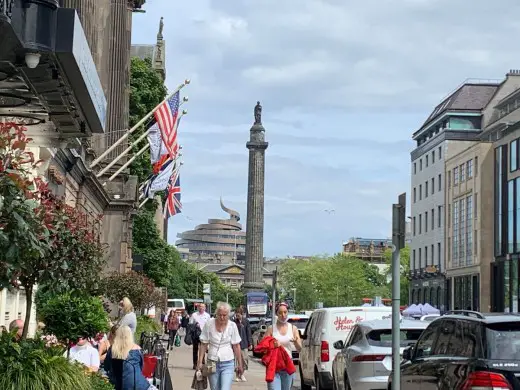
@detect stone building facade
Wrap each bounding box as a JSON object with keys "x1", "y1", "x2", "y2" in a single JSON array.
[{"x1": 445, "y1": 142, "x2": 494, "y2": 312}]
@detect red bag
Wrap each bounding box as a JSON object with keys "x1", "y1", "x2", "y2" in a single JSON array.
[{"x1": 142, "y1": 354, "x2": 158, "y2": 378}]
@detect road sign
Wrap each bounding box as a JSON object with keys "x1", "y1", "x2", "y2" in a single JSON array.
[{"x1": 203, "y1": 283, "x2": 211, "y2": 294}]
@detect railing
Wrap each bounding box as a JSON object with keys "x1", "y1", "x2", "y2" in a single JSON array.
[{"x1": 0, "y1": 0, "x2": 14, "y2": 20}]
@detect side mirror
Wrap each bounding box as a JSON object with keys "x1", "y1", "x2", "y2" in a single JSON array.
[
  {"x1": 333, "y1": 340, "x2": 344, "y2": 350},
  {"x1": 402, "y1": 346, "x2": 413, "y2": 361}
]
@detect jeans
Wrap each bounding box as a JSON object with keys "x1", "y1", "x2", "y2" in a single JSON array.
[
  {"x1": 267, "y1": 370, "x2": 294, "y2": 390},
  {"x1": 168, "y1": 329, "x2": 177, "y2": 348},
  {"x1": 208, "y1": 360, "x2": 235, "y2": 390}
]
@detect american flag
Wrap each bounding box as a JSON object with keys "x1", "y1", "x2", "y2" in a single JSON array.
[
  {"x1": 154, "y1": 91, "x2": 180, "y2": 159},
  {"x1": 164, "y1": 168, "x2": 181, "y2": 219}
]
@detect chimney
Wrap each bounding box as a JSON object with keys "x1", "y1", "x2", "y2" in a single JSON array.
[{"x1": 507, "y1": 69, "x2": 520, "y2": 76}]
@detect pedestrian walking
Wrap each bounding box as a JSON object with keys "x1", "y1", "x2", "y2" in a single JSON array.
[
  {"x1": 196, "y1": 302, "x2": 243, "y2": 390},
  {"x1": 262, "y1": 303, "x2": 302, "y2": 390},
  {"x1": 190, "y1": 303, "x2": 211, "y2": 369},
  {"x1": 167, "y1": 310, "x2": 180, "y2": 350},
  {"x1": 233, "y1": 308, "x2": 252, "y2": 382}
]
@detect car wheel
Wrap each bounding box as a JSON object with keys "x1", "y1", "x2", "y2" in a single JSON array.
[{"x1": 299, "y1": 365, "x2": 312, "y2": 390}]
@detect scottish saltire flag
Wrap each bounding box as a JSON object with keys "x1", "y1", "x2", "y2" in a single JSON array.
[
  {"x1": 164, "y1": 168, "x2": 181, "y2": 219},
  {"x1": 143, "y1": 158, "x2": 175, "y2": 199},
  {"x1": 154, "y1": 91, "x2": 180, "y2": 159}
]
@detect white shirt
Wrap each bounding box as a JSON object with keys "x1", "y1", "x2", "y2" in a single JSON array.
[
  {"x1": 273, "y1": 324, "x2": 295, "y2": 357},
  {"x1": 68, "y1": 344, "x2": 100, "y2": 369},
  {"x1": 191, "y1": 311, "x2": 211, "y2": 329},
  {"x1": 200, "y1": 318, "x2": 241, "y2": 362}
]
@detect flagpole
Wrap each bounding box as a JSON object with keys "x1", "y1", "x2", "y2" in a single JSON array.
[
  {"x1": 95, "y1": 103, "x2": 188, "y2": 178},
  {"x1": 89, "y1": 79, "x2": 190, "y2": 169},
  {"x1": 103, "y1": 144, "x2": 149, "y2": 185}
]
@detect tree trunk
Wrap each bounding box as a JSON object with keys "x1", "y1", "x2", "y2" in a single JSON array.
[{"x1": 21, "y1": 285, "x2": 33, "y2": 340}]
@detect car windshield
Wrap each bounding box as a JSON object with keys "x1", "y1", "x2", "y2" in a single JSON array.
[
  {"x1": 367, "y1": 329, "x2": 424, "y2": 347},
  {"x1": 486, "y1": 322, "x2": 520, "y2": 360},
  {"x1": 288, "y1": 318, "x2": 309, "y2": 329}
]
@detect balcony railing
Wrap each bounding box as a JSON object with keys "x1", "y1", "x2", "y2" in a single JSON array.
[{"x1": 0, "y1": 0, "x2": 14, "y2": 20}]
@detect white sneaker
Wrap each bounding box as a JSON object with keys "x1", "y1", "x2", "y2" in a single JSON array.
[
  {"x1": 235, "y1": 376, "x2": 242, "y2": 382},
  {"x1": 240, "y1": 375, "x2": 247, "y2": 382}
]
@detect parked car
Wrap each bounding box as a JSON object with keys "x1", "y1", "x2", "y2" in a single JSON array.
[
  {"x1": 390, "y1": 310, "x2": 520, "y2": 389},
  {"x1": 419, "y1": 314, "x2": 440, "y2": 322},
  {"x1": 299, "y1": 306, "x2": 395, "y2": 390},
  {"x1": 331, "y1": 319, "x2": 427, "y2": 390}
]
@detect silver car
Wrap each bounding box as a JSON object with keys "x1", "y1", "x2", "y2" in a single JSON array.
[{"x1": 331, "y1": 319, "x2": 428, "y2": 390}]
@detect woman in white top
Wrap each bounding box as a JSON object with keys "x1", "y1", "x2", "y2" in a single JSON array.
[
  {"x1": 197, "y1": 302, "x2": 243, "y2": 390},
  {"x1": 264, "y1": 303, "x2": 302, "y2": 390}
]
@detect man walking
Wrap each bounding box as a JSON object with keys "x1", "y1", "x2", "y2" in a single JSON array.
[{"x1": 190, "y1": 303, "x2": 210, "y2": 369}]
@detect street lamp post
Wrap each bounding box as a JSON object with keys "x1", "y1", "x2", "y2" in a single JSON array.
[{"x1": 292, "y1": 288, "x2": 297, "y2": 310}]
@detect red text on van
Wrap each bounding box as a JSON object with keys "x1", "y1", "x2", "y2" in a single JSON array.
[{"x1": 334, "y1": 315, "x2": 364, "y2": 331}]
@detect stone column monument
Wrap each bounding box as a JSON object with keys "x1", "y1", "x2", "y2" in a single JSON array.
[{"x1": 242, "y1": 102, "x2": 269, "y2": 292}]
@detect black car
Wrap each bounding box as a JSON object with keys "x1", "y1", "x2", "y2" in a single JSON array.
[{"x1": 389, "y1": 310, "x2": 520, "y2": 389}]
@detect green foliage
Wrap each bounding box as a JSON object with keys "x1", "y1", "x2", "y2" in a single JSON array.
[
  {"x1": 384, "y1": 245, "x2": 410, "y2": 301},
  {"x1": 89, "y1": 373, "x2": 114, "y2": 390},
  {"x1": 278, "y1": 255, "x2": 391, "y2": 310},
  {"x1": 129, "y1": 56, "x2": 167, "y2": 183},
  {"x1": 37, "y1": 292, "x2": 109, "y2": 344},
  {"x1": 101, "y1": 271, "x2": 164, "y2": 313},
  {"x1": 0, "y1": 331, "x2": 91, "y2": 390},
  {"x1": 136, "y1": 315, "x2": 162, "y2": 337}
]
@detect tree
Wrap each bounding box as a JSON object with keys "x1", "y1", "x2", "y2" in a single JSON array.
[
  {"x1": 102, "y1": 271, "x2": 163, "y2": 313},
  {"x1": 278, "y1": 255, "x2": 391, "y2": 310},
  {"x1": 0, "y1": 123, "x2": 106, "y2": 339},
  {"x1": 384, "y1": 245, "x2": 410, "y2": 302},
  {"x1": 129, "y1": 56, "x2": 167, "y2": 183},
  {"x1": 38, "y1": 292, "x2": 109, "y2": 352}
]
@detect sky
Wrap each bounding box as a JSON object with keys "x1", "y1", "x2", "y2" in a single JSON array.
[{"x1": 131, "y1": 0, "x2": 520, "y2": 257}]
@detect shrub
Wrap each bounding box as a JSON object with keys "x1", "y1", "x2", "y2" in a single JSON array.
[
  {"x1": 0, "y1": 331, "x2": 91, "y2": 390},
  {"x1": 38, "y1": 292, "x2": 109, "y2": 347},
  {"x1": 89, "y1": 372, "x2": 115, "y2": 390},
  {"x1": 136, "y1": 315, "x2": 162, "y2": 338}
]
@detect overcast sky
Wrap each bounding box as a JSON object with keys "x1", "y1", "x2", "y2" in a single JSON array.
[{"x1": 131, "y1": 0, "x2": 520, "y2": 257}]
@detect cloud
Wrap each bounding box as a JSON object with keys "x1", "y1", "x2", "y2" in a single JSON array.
[{"x1": 131, "y1": 0, "x2": 520, "y2": 256}]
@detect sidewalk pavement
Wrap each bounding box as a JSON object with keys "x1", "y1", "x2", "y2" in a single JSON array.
[{"x1": 167, "y1": 344, "x2": 301, "y2": 390}]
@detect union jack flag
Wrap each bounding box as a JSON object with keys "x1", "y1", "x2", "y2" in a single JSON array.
[
  {"x1": 154, "y1": 91, "x2": 180, "y2": 160},
  {"x1": 164, "y1": 168, "x2": 181, "y2": 219}
]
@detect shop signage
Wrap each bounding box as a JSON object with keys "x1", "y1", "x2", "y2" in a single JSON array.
[{"x1": 54, "y1": 9, "x2": 107, "y2": 134}]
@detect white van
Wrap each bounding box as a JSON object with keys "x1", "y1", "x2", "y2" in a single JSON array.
[{"x1": 299, "y1": 306, "x2": 394, "y2": 390}]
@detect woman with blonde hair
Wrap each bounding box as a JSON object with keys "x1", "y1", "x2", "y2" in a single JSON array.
[
  {"x1": 118, "y1": 297, "x2": 137, "y2": 335},
  {"x1": 104, "y1": 325, "x2": 157, "y2": 390}
]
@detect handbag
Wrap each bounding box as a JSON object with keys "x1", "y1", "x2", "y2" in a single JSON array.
[
  {"x1": 203, "y1": 325, "x2": 226, "y2": 375},
  {"x1": 174, "y1": 334, "x2": 181, "y2": 347}
]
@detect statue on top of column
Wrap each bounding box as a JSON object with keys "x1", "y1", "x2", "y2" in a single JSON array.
[
  {"x1": 158, "y1": 17, "x2": 164, "y2": 39},
  {"x1": 254, "y1": 101, "x2": 262, "y2": 125}
]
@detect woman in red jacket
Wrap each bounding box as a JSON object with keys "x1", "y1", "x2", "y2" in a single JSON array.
[{"x1": 263, "y1": 303, "x2": 302, "y2": 390}]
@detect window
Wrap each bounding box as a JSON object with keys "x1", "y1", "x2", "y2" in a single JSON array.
[
  {"x1": 419, "y1": 214, "x2": 422, "y2": 234},
  {"x1": 431, "y1": 178, "x2": 435, "y2": 195},
  {"x1": 420, "y1": 159, "x2": 423, "y2": 171},
  {"x1": 413, "y1": 217, "x2": 416, "y2": 236},
  {"x1": 474, "y1": 230, "x2": 478, "y2": 257},
  {"x1": 454, "y1": 167, "x2": 459, "y2": 185},
  {"x1": 431, "y1": 244, "x2": 434, "y2": 266},
  {"x1": 413, "y1": 187, "x2": 417, "y2": 203},
  {"x1": 425, "y1": 246, "x2": 428, "y2": 266},
  {"x1": 438, "y1": 206, "x2": 442, "y2": 227},
  {"x1": 438, "y1": 146, "x2": 442, "y2": 159},
  {"x1": 437, "y1": 242, "x2": 441, "y2": 266},
  {"x1": 511, "y1": 140, "x2": 518, "y2": 172},
  {"x1": 426, "y1": 155, "x2": 429, "y2": 167},
  {"x1": 460, "y1": 163, "x2": 465, "y2": 182},
  {"x1": 414, "y1": 162, "x2": 417, "y2": 174},
  {"x1": 475, "y1": 157, "x2": 478, "y2": 176},
  {"x1": 413, "y1": 249, "x2": 416, "y2": 269},
  {"x1": 414, "y1": 322, "x2": 438, "y2": 359},
  {"x1": 438, "y1": 174, "x2": 442, "y2": 191},
  {"x1": 495, "y1": 147, "x2": 504, "y2": 256},
  {"x1": 432, "y1": 150, "x2": 435, "y2": 163},
  {"x1": 467, "y1": 159, "x2": 473, "y2": 179},
  {"x1": 431, "y1": 208, "x2": 435, "y2": 230},
  {"x1": 425, "y1": 211, "x2": 428, "y2": 233},
  {"x1": 509, "y1": 180, "x2": 514, "y2": 254},
  {"x1": 419, "y1": 248, "x2": 422, "y2": 268},
  {"x1": 453, "y1": 201, "x2": 459, "y2": 266},
  {"x1": 419, "y1": 185, "x2": 422, "y2": 200},
  {"x1": 367, "y1": 329, "x2": 424, "y2": 348},
  {"x1": 425, "y1": 181, "x2": 429, "y2": 198},
  {"x1": 466, "y1": 195, "x2": 473, "y2": 265},
  {"x1": 474, "y1": 193, "x2": 478, "y2": 219},
  {"x1": 448, "y1": 204, "x2": 451, "y2": 228},
  {"x1": 448, "y1": 170, "x2": 451, "y2": 188}
]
